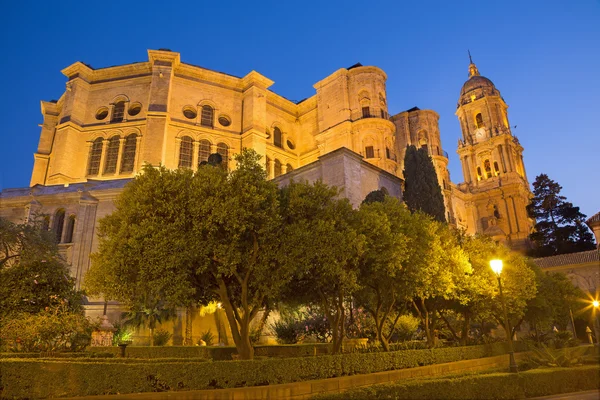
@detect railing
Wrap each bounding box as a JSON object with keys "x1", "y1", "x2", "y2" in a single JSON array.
[{"x1": 351, "y1": 107, "x2": 389, "y2": 122}]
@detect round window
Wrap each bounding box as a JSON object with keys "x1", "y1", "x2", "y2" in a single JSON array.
[
  {"x1": 287, "y1": 140, "x2": 296, "y2": 150},
  {"x1": 183, "y1": 107, "x2": 197, "y2": 119},
  {"x1": 128, "y1": 103, "x2": 142, "y2": 116},
  {"x1": 218, "y1": 115, "x2": 231, "y2": 127},
  {"x1": 95, "y1": 107, "x2": 109, "y2": 120}
]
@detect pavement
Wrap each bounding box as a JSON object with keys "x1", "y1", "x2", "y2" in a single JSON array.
[{"x1": 530, "y1": 390, "x2": 600, "y2": 400}]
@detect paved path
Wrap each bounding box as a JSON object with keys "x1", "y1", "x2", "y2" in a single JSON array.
[{"x1": 530, "y1": 390, "x2": 600, "y2": 400}]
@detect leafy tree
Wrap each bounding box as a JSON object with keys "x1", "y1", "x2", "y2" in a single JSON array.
[
  {"x1": 121, "y1": 296, "x2": 177, "y2": 346},
  {"x1": 402, "y1": 145, "x2": 446, "y2": 222},
  {"x1": 0, "y1": 217, "x2": 83, "y2": 319},
  {"x1": 362, "y1": 187, "x2": 389, "y2": 205},
  {"x1": 279, "y1": 180, "x2": 362, "y2": 354},
  {"x1": 354, "y1": 196, "x2": 411, "y2": 351},
  {"x1": 86, "y1": 149, "x2": 288, "y2": 359},
  {"x1": 527, "y1": 173, "x2": 596, "y2": 257}
]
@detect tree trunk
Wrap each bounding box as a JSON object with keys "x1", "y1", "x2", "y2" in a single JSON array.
[
  {"x1": 460, "y1": 311, "x2": 470, "y2": 346},
  {"x1": 184, "y1": 306, "x2": 193, "y2": 346},
  {"x1": 150, "y1": 327, "x2": 155, "y2": 346},
  {"x1": 217, "y1": 279, "x2": 255, "y2": 359}
]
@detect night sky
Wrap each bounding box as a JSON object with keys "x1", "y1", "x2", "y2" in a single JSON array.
[{"x1": 1, "y1": 1, "x2": 598, "y2": 218}]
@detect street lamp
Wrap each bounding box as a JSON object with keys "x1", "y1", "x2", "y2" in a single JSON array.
[{"x1": 490, "y1": 259, "x2": 519, "y2": 373}]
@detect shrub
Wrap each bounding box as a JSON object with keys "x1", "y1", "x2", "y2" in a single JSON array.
[
  {"x1": 0, "y1": 342, "x2": 527, "y2": 398},
  {"x1": 199, "y1": 329, "x2": 215, "y2": 346},
  {"x1": 152, "y1": 329, "x2": 172, "y2": 346},
  {"x1": 394, "y1": 315, "x2": 420, "y2": 342},
  {"x1": 270, "y1": 316, "x2": 305, "y2": 344}
]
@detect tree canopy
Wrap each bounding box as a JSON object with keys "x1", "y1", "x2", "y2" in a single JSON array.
[
  {"x1": 527, "y1": 173, "x2": 596, "y2": 257},
  {"x1": 402, "y1": 145, "x2": 446, "y2": 222}
]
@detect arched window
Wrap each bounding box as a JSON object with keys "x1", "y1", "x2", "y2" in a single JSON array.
[
  {"x1": 216, "y1": 143, "x2": 228, "y2": 170},
  {"x1": 111, "y1": 101, "x2": 126, "y2": 123},
  {"x1": 286, "y1": 163, "x2": 293, "y2": 173},
  {"x1": 475, "y1": 113, "x2": 484, "y2": 129},
  {"x1": 53, "y1": 209, "x2": 65, "y2": 243},
  {"x1": 274, "y1": 159, "x2": 282, "y2": 177},
  {"x1": 64, "y1": 215, "x2": 76, "y2": 243},
  {"x1": 87, "y1": 138, "x2": 103, "y2": 175},
  {"x1": 484, "y1": 159, "x2": 492, "y2": 178},
  {"x1": 493, "y1": 161, "x2": 500, "y2": 176},
  {"x1": 178, "y1": 136, "x2": 193, "y2": 169},
  {"x1": 201, "y1": 105, "x2": 214, "y2": 128},
  {"x1": 477, "y1": 167, "x2": 482, "y2": 181},
  {"x1": 198, "y1": 140, "x2": 211, "y2": 166},
  {"x1": 120, "y1": 134, "x2": 137, "y2": 173},
  {"x1": 273, "y1": 127, "x2": 283, "y2": 148},
  {"x1": 104, "y1": 136, "x2": 120, "y2": 174},
  {"x1": 386, "y1": 147, "x2": 391, "y2": 159}
]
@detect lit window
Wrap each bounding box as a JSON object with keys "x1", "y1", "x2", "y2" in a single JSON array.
[
  {"x1": 111, "y1": 101, "x2": 125, "y2": 123},
  {"x1": 274, "y1": 127, "x2": 283, "y2": 148},
  {"x1": 120, "y1": 134, "x2": 137, "y2": 173},
  {"x1": 104, "y1": 136, "x2": 120, "y2": 174},
  {"x1": 484, "y1": 159, "x2": 492, "y2": 179},
  {"x1": 199, "y1": 140, "x2": 211, "y2": 166},
  {"x1": 274, "y1": 159, "x2": 282, "y2": 177},
  {"x1": 217, "y1": 143, "x2": 228, "y2": 170},
  {"x1": 53, "y1": 209, "x2": 65, "y2": 243},
  {"x1": 201, "y1": 105, "x2": 214, "y2": 127},
  {"x1": 477, "y1": 167, "x2": 482, "y2": 181},
  {"x1": 494, "y1": 161, "x2": 500, "y2": 176},
  {"x1": 87, "y1": 138, "x2": 103, "y2": 176},
  {"x1": 178, "y1": 136, "x2": 193, "y2": 169},
  {"x1": 64, "y1": 215, "x2": 75, "y2": 243},
  {"x1": 365, "y1": 146, "x2": 374, "y2": 158}
]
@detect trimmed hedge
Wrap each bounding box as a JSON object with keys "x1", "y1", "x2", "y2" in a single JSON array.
[
  {"x1": 1, "y1": 342, "x2": 524, "y2": 398},
  {"x1": 312, "y1": 365, "x2": 600, "y2": 399}
]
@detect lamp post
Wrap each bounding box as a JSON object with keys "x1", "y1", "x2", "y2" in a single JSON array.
[{"x1": 490, "y1": 259, "x2": 518, "y2": 373}]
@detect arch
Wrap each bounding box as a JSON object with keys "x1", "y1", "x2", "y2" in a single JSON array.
[
  {"x1": 104, "y1": 135, "x2": 120, "y2": 174},
  {"x1": 111, "y1": 94, "x2": 130, "y2": 104},
  {"x1": 475, "y1": 112, "x2": 484, "y2": 129},
  {"x1": 274, "y1": 159, "x2": 282, "y2": 177},
  {"x1": 87, "y1": 137, "x2": 103, "y2": 175},
  {"x1": 286, "y1": 163, "x2": 293, "y2": 173},
  {"x1": 178, "y1": 136, "x2": 194, "y2": 169},
  {"x1": 198, "y1": 139, "x2": 211, "y2": 166},
  {"x1": 484, "y1": 159, "x2": 492, "y2": 179},
  {"x1": 53, "y1": 209, "x2": 66, "y2": 243},
  {"x1": 111, "y1": 101, "x2": 126, "y2": 123},
  {"x1": 120, "y1": 133, "x2": 138, "y2": 173},
  {"x1": 216, "y1": 142, "x2": 229, "y2": 170},
  {"x1": 273, "y1": 127, "x2": 283, "y2": 148},
  {"x1": 200, "y1": 105, "x2": 214, "y2": 128},
  {"x1": 64, "y1": 215, "x2": 76, "y2": 243}
]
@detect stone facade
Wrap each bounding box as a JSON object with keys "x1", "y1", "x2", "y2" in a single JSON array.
[{"x1": 1, "y1": 50, "x2": 535, "y2": 328}]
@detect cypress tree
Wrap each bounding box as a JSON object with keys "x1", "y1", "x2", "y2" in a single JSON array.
[
  {"x1": 527, "y1": 173, "x2": 596, "y2": 257},
  {"x1": 402, "y1": 145, "x2": 446, "y2": 222}
]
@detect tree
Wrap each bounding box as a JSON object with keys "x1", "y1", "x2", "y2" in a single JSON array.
[
  {"x1": 0, "y1": 217, "x2": 83, "y2": 319},
  {"x1": 121, "y1": 296, "x2": 177, "y2": 346},
  {"x1": 280, "y1": 180, "x2": 362, "y2": 354},
  {"x1": 527, "y1": 173, "x2": 596, "y2": 257},
  {"x1": 402, "y1": 145, "x2": 446, "y2": 222},
  {"x1": 85, "y1": 150, "x2": 289, "y2": 359},
  {"x1": 354, "y1": 196, "x2": 411, "y2": 351}
]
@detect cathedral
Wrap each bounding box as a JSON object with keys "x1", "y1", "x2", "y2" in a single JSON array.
[{"x1": 0, "y1": 49, "x2": 534, "y2": 299}]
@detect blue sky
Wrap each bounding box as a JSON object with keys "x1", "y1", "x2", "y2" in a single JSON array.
[{"x1": 1, "y1": 0, "x2": 598, "y2": 218}]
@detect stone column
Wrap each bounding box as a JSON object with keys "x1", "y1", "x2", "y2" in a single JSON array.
[
  {"x1": 192, "y1": 141, "x2": 199, "y2": 169},
  {"x1": 116, "y1": 138, "x2": 126, "y2": 176},
  {"x1": 99, "y1": 139, "x2": 109, "y2": 176}
]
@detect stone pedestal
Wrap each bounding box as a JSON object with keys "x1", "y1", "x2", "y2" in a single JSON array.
[{"x1": 90, "y1": 315, "x2": 115, "y2": 347}]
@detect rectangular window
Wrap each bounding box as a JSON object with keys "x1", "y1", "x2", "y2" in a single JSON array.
[
  {"x1": 362, "y1": 107, "x2": 371, "y2": 118},
  {"x1": 365, "y1": 146, "x2": 374, "y2": 159}
]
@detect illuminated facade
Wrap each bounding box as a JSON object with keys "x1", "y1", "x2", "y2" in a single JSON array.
[{"x1": 1, "y1": 50, "x2": 534, "y2": 293}]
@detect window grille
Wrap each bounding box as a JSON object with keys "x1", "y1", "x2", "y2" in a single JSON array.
[
  {"x1": 87, "y1": 138, "x2": 103, "y2": 175},
  {"x1": 365, "y1": 146, "x2": 374, "y2": 159},
  {"x1": 217, "y1": 143, "x2": 228, "y2": 170},
  {"x1": 201, "y1": 106, "x2": 214, "y2": 127},
  {"x1": 178, "y1": 136, "x2": 193, "y2": 169},
  {"x1": 199, "y1": 140, "x2": 211, "y2": 165},
  {"x1": 274, "y1": 127, "x2": 283, "y2": 148},
  {"x1": 104, "y1": 136, "x2": 120, "y2": 174},
  {"x1": 120, "y1": 134, "x2": 137, "y2": 173},
  {"x1": 111, "y1": 101, "x2": 125, "y2": 123}
]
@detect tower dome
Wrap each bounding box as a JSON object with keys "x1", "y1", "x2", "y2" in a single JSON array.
[{"x1": 458, "y1": 57, "x2": 500, "y2": 106}]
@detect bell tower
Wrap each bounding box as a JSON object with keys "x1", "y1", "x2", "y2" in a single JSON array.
[{"x1": 453, "y1": 56, "x2": 533, "y2": 250}]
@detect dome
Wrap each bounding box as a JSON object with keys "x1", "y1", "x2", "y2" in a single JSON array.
[{"x1": 460, "y1": 75, "x2": 496, "y2": 97}]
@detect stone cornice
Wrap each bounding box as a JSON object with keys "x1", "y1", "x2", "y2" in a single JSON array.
[{"x1": 241, "y1": 71, "x2": 274, "y2": 91}]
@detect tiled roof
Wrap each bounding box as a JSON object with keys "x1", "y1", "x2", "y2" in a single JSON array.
[
  {"x1": 587, "y1": 211, "x2": 600, "y2": 225},
  {"x1": 0, "y1": 179, "x2": 133, "y2": 198},
  {"x1": 534, "y1": 249, "x2": 600, "y2": 269}
]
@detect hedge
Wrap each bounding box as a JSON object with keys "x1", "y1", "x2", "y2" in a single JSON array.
[
  {"x1": 312, "y1": 365, "x2": 600, "y2": 399},
  {"x1": 0, "y1": 342, "x2": 525, "y2": 398}
]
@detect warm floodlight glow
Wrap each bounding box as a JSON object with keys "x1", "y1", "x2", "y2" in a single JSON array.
[
  {"x1": 594, "y1": 300, "x2": 599, "y2": 308},
  {"x1": 490, "y1": 259, "x2": 503, "y2": 275}
]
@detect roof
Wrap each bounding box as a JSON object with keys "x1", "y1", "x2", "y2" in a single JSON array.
[
  {"x1": 587, "y1": 211, "x2": 600, "y2": 225},
  {"x1": 534, "y1": 249, "x2": 600, "y2": 269},
  {"x1": 460, "y1": 75, "x2": 496, "y2": 97},
  {"x1": 0, "y1": 179, "x2": 133, "y2": 199}
]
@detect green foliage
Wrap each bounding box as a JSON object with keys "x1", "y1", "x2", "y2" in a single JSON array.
[
  {"x1": 313, "y1": 365, "x2": 600, "y2": 400},
  {"x1": 111, "y1": 322, "x2": 133, "y2": 346},
  {"x1": 394, "y1": 315, "x2": 420, "y2": 341},
  {"x1": 199, "y1": 329, "x2": 215, "y2": 346},
  {"x1": 0, "y1": 216, "x2": 59, "y2": 269},
  {"x1": 362, "y1": 187, "x2": 388, "y2": 205},
  {"x1": 152, "y1": 329, "x2": 172, "y2": 346},
  {"x1": 526, "y1": 344, "x2": 591, "y2": 367},
  {"x1": 271, "y1": 315, "x2": 305, "y2": 344},
  {"x1": 527, "y1": 173, "x2": 596, "y2": 257},
  {"x1": 0, "y1": 343, "x2": 525, "y2": 398},
  {"x1": 402, "y1": 145, "x2": 446, "y2": 222},
  {"x1": 0, "y1": 302, "x2": 97, "y2": 352}
]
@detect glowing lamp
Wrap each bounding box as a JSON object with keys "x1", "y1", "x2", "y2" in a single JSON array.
[
  {"x1": 490, "y1": 259, "x2": 503, "y2": 275},
  {"x1": 593, "y1": 300, "x2": 599, "y2": 309}
]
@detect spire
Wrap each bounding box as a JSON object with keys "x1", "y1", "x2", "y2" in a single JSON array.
[{"x1": 467, "y1": 51, "x2": 480, "y2": 78}]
